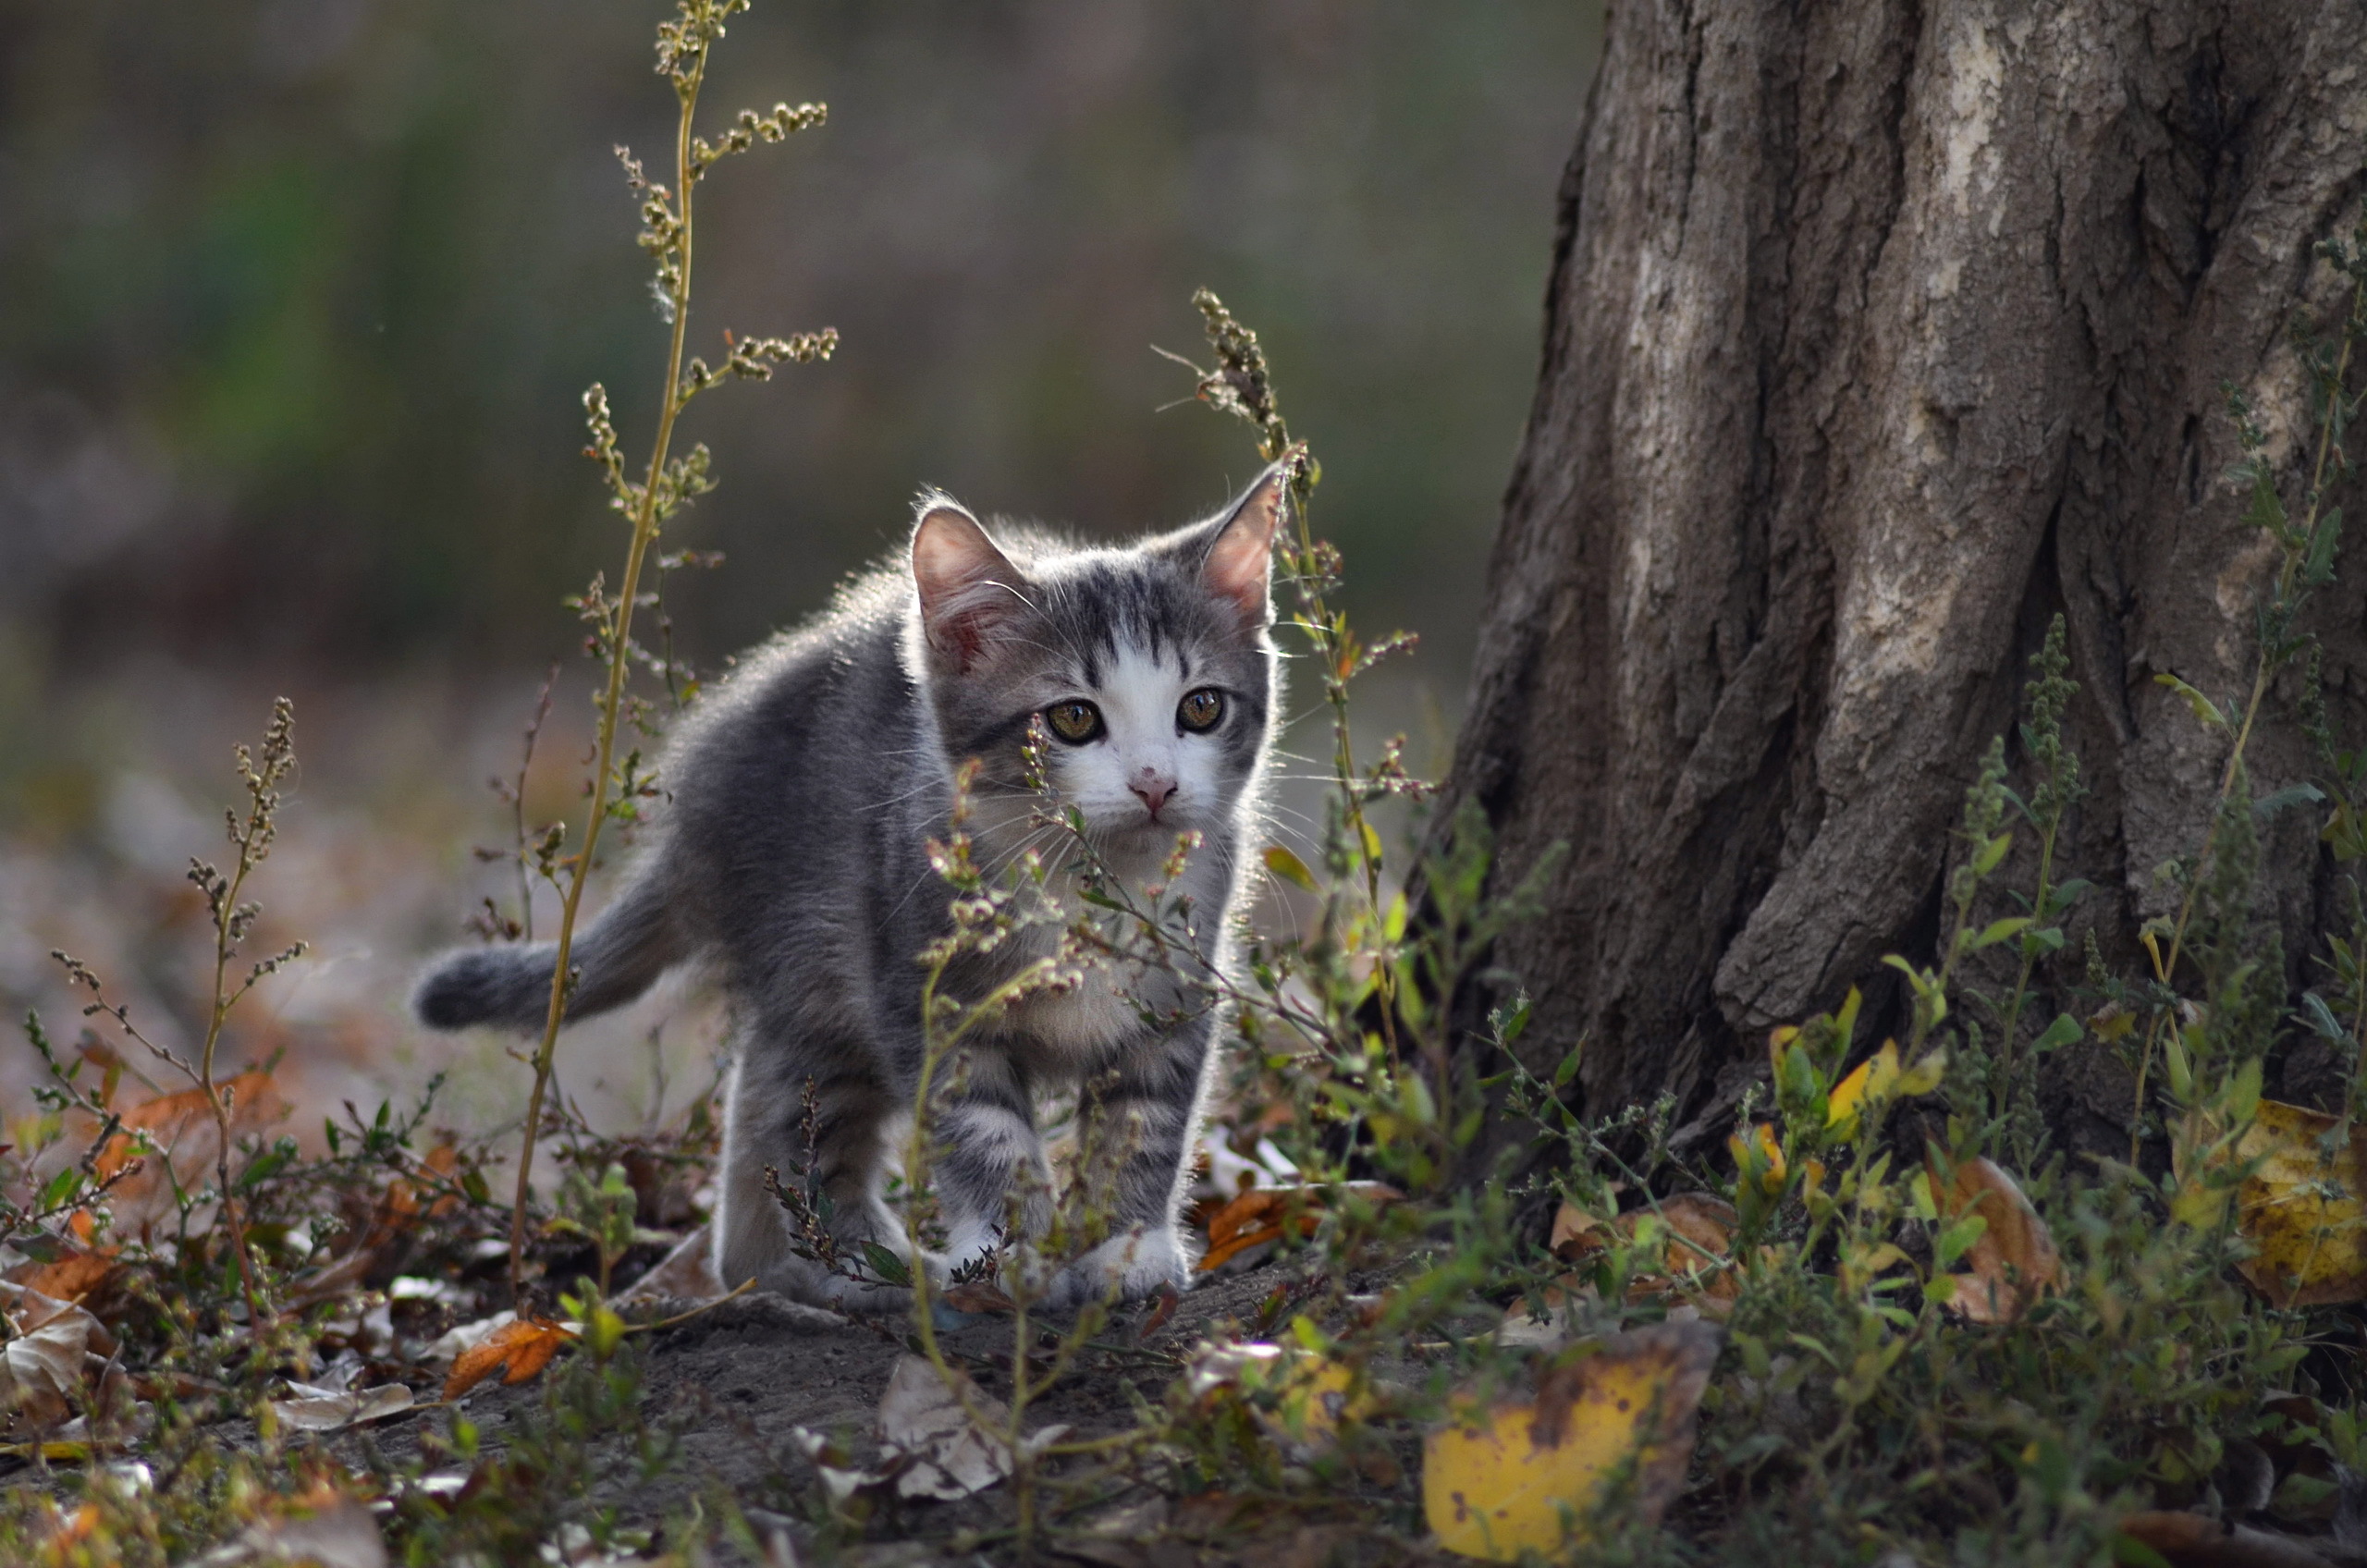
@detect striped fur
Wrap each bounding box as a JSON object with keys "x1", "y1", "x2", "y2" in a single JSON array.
[{"x1": 412, "y1": 468, "x2": 1284, "y2": 1312}]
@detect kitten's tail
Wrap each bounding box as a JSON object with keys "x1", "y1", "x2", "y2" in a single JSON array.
[{"x1": 411, "y1": 869, "x2": 682, "y2": 1033}]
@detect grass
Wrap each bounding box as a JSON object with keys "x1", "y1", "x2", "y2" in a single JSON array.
[{"x1": 6, "y1": 4, "x2": 2367, "y2": 1563}]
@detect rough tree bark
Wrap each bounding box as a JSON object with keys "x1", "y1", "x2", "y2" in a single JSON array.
[{"x1": 1441, "y1": 0, "x2": 2367, "y2": 1149}]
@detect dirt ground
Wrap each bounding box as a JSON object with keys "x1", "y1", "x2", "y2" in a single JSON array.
[{"x1": 347, "y1": 1262, "x2": 1450, "y2": 1566}]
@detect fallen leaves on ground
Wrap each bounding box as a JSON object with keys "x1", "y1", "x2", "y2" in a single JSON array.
[
  {"x1": 270, "y1": 1381, "x2": 416, "y2": 1433},
  {"x1": 442, "y1": 1317, "x2": 576, "y2": 1401},
  {"x1": 1931, "y1": 1153, "x2": 2061, "y2": 1324},
  {"x1": 1199, "y1": 1182, "x2": 1399, "y2": 1273},
  {"x1": 2230, "y1": 1100, "x2": 2367, "y2": 1307},
  {"x1": 1511, "y1": 1194, "x2": 1740, "y2": 1343},
  {"x1": 89, "y1": 1071, "x2": 289, "y2": 1239},
  {"x1": 1424, "y1": 1320, "x2": 1723, "y2": 1562},
  {"x1": 876, "y1": 1353, "x2": 1069, "y2": 1501}
]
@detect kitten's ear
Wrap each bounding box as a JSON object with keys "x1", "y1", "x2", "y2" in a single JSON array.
[
  {"x1": 912, "y1": 493, "x2": 1029, "y2": 670},
  {"x1": 1198, "y1": 465, "x2": 1288, "y2": 623}
]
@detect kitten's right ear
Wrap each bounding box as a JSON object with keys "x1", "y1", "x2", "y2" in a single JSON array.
[{"x1": 912, "y1": 494, "x2": 1029, "y2": 671}]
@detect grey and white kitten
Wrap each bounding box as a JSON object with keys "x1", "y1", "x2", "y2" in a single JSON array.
[{"x1": 412, "y1": 467, "x2": 1284, "y2": 1311}]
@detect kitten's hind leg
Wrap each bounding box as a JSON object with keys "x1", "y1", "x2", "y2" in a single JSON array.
[{"x1": 713, "y1": 1048, "x2": 913, "y2": 1314}]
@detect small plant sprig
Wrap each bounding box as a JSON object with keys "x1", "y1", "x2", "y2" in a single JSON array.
[
  {"x1": 509, "y1": 0, "x2": 836, "y2": 1305},
  {"x1": 2123, "y1": 221, "x2": 2367, "y2": 1169},
  {"x1": 1169, "y1": 290, "x2": 1426, "y2": 1070},
  {"x1": 49, "y1": 697, "x2": 303, "y2": 1328}
]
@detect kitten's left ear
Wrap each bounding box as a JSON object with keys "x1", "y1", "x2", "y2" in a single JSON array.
[
  {"x1": 913, "y1": 493, "x2": 1030, "y2": 670},
  {"x1": 1198, "y1": 464, "x2": 1289, "y2": 623}
]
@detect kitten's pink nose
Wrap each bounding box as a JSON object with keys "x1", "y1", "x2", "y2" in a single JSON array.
[{"x1": 1130, "y1": 770, "x2": 1176, "y2": 819}]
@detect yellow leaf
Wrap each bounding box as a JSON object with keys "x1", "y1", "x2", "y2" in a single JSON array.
[
  {"x1": 2230, "y1": 1099, "x2": 2367, "y2": 1306},
  {"x1": 1825, "y1": 1041, "x2": 1901, "y2": 1139},
  {"x1": 1727, "y1": 1123, "x2": 1785, "y2": 1194},
  {"x1": 1423, "y1": 1322, "x2": 1720, "y2": 1560},
  {"x1": 2087, "y1": 1002, "x2": 2137, "y2": 1043},
  {"x1": 1261, "y1": 843, "x2": 1321, "y2": 894},
  {"x1": 1185, "y1": 1342, "x2": 1374, "y2": 1450}
]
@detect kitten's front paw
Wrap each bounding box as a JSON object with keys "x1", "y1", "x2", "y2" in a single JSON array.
[{"x1": 1045, "y1": 1227, "x2": 1191, "y2": 1313}]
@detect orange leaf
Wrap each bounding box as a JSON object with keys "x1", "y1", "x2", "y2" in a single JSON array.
[
  {"x1": 1198, "y1": 1182, "x2": 1400, "y2": 1271},
  {"x1": 1200, "y1": 1222, "x2": 1290, "y2": 1272},
  {"x1": 443, "y1": 1317, "x2": 576, "y2": 1401},
  {"x1": 1930, "y1": 1153, "x2": 2060, "y2": 1324},
  {"x1": 95, "y1": 1071, "x2": 287, "y2": 1180},
  {"x1": 11, "y1": 1247, "x2": 119, "y2": 1308}
]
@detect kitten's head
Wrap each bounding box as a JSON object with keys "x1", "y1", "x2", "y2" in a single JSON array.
[{"x1": 906, "y1": 467, "x2": 1285, "y2": 862}]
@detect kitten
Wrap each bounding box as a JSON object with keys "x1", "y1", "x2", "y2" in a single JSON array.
[{"x1": 412, "y1": 467, "x2": 1285, "y2": 1311}]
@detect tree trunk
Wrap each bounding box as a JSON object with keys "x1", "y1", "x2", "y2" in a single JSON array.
[{"x1": 1440, "y1": 0, "x2": 2367, "y2": 1147}]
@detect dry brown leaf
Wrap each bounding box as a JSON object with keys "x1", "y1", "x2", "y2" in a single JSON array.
[
  {"x1": 442, "y1": 1317, "x2": 575, "y2": 1401},
  {"x1": 1931, "y1": 1154, "x2": 2060, "y2": 1324},
  {"x1": 2116, "y1": 1510, "x2": 2338, "y2": 1568},
  {"x1": 877, "y1": 1353, "x2": 1068, "y2": 1501},
  {"x1": 1, "y1": 1312, "x2": 89, "y2": 1432},
  {"x1": 1424, "y1": 1320, "x2": 1722, "y2": 1561},
  {"x1": 1534, "y1": 1194, "x2": 1741, "y2": 1323},
  {"x1": 2230, "y1": 1100, "x2": 2367, "y2": 1307},
  {"x1": 94, "y1": 1071, "x2": 288, "y2": 1181},
  {"x1": 0, "y1": 1286, "x2": 105, "y2": 1436},
  {"x1": 84, "y1": 1071, "x2": 290, "y2": 1241},
  {"x1": 269, "y1": 1382, "x2": 416, "y2": 1433},
  {"x1": 939, "y1": 1280, "x2": 1018, "y2": 1315}
]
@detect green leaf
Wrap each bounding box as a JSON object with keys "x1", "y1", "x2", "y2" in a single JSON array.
[
  {"x1": 2044, "y1": 878, "x2": 2094, "y2": 918},
  {"x1": 1972, "y1": 834, "x2": 2014, "y2": 876},
  {"x1": 2307, "y1": 506, "x2": 2345, "y2": 583},
  {"x1": 2229, "y1": 1054, "x2": 2263, "y2": 1123},
  {"x1": 39, "y1": 1167, "x2": 81, "y2": 1211},
  {"x1": 861, "y1": 1242, "x2": 913, "y2": 1288},
  {"x1": 237, "y1": 1136, "x2": 299, "y2": 1192},
  {"x1": 2254, "y1": 782, "x2": 2328, "y2": 819},
  {"x1": 2031, "y1": 1012, "x2": 2083, "y2": 1055},
  {"x1": 2154, "y1": 673, "x2": 2227, "y2": 729},
  {"x1": 1934, "y1": 1214, "x2": 1988, "y2": 1269},
  {"x1": 2165, "y1": 1034, "x2": 2194, "y2": 1103},
  {"x1": 2302, "y1": 991, "x2": 2349, "y2": 1041},
  {"x1": 1262, "y1": 844, "x2": 1320, "y2": 894},
  {"x1": 2018, "y1": 925, "x2": 2067, "y2": 958},
  {"x1": 2244, "y1": 466, "x2": 2288, "y2": 533},
  {"x1": 1968, "y1": 916, "x2": 2032, "y2": 951},
  {"x1": 10, "y1": 1230, "x2": 65, "y2": 1264}
]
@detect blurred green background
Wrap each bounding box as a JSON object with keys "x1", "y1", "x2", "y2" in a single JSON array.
[
  {"x1": 2, "y1": 0, "x2": 1597, "y2": 685},
  {"x1": 0, "y1": 1, "x2": 1599, "y2": 1128}
]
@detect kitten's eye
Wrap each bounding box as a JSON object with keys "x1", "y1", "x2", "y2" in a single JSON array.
[
  {"x1": 1045, "y1": 700, "x2": 1103, "y2": 743},
  {"x1": 1177, "y1": 688, "x2": 1224, "y2": 732}
]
